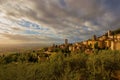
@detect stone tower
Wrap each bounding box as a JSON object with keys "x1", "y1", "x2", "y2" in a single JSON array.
[
  {"x1": 108, "y1": 30, "x2": 112, "y2": 37},
  {"x1": 92, "y1": 35, "x2": 97, "y2": 40},
  {"x1": 65, "y1": 39, "x2": 68, "y2": 45}
]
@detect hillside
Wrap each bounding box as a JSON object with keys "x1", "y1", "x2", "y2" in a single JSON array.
[
  {"x1": 0, "y1": 50, "x2": 120, "y2": 80},
  {"x1": 113, "y1": 28, "x2": 120, "y2": 34},
  {"x1": 0, "y1": 28, "x2": 120, "y2": 80}
]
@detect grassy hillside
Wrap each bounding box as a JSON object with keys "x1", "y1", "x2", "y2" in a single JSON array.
[{"x1": 0, "y1": 50, "x2": 120, "y2": 80}]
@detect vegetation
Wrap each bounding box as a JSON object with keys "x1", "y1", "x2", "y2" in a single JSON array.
[{"x1": 0, "y1": 50, "x2": 120, "y2": 80}]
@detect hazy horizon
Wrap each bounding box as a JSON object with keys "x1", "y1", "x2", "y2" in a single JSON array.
[
  {"x1": 0, "y1": 43, "x2": 51, "y2": 53},
  {"x1": 0, "y1": 43, "x2": 50, "y2": 48}
]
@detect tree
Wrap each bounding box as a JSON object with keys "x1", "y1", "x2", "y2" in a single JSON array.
[{"x1": 94, "y1": 42, "x2": 99, "y2": 49}]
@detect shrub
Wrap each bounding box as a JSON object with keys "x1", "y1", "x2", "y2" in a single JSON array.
[{"x1": 0, "y1": 50, "x2": 120, "y2": 80}]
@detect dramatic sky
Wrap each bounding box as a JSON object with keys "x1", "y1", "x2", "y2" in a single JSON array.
[{"x1": 0, "y1": 0, "x2": 120, "y2": 45}]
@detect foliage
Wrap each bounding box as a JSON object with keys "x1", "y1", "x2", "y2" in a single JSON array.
[{"x1": 0, "y1": 50, "x2": 120, "y2": 80}]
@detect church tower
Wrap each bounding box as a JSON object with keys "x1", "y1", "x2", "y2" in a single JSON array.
[
  {"x1": 108, "y1": 30, "x2": 112, "y2": 37},
  {"x1": 65, "y1": 39, "x2": 68, "y2": 45},
  {"x1": 92, "y1": 35, "x2": 97, "y2": 40}
]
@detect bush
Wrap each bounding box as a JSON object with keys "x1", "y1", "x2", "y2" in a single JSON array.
[{"x1": 0, "y1": 50, "x2": 120, "y2": 80}]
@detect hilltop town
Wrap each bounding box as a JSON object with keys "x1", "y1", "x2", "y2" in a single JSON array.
[
  {"x1": 0, "y1": 29, "x2": 120, "y2": 80},
  {"x1": 45, "y1": 29, "x2": 120, "y2": 54}
]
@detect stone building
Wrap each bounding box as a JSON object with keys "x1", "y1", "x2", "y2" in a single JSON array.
[
  {"x1": 47, "y1": 29, "x2": 120, "y2": 54},
  {"x1": 83, "y1": 30, "x2": 120, "y2": 50}
]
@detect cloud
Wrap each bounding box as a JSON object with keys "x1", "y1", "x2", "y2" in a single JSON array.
[
  {"x1": 1, "y1": 33, "x2": 62, "y2": 43},
  {"x1": 0, "y1": 0, "x2": 120, "y2": 44}
]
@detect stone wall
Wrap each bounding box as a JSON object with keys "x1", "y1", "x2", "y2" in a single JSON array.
[{"x1": 115, "y1": 42, "x2": 120, "y2": 50}]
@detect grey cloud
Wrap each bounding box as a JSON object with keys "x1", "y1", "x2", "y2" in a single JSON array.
[
  {"x1": 1, "y1": 33, "x2": 37, "y2": 42},
  {"x1": 29, "y1": 0, "x2": 113, "y2": 31},
  {"x1": 11, "y1": 27, "x2": 22, "y2": 31},
  {"x1": 1, "y1": 33, "x2": 62, "y2": 43},
  {"x1": 0, "y1": 0, "x2": 120, "y2": 42}
]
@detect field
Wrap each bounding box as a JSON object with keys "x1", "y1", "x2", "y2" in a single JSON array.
[{"x1": 0, "y1": 50, "x2": 120, "y2": 80}]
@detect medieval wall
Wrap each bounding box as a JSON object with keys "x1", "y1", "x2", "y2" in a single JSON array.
[{"x1": 115, "y1": 42, "x2": 120, "y2": 50}]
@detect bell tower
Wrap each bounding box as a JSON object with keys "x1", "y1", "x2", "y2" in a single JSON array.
[
  {"x1": 92, "y1": 35, "x2": 97, "y2": 40},
  {"x1": 65, "y1": 39, "x2": 68, "y2": 45},
  {"x1": 108, "y1": 30, "x2": 112, "y2": 37}
]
